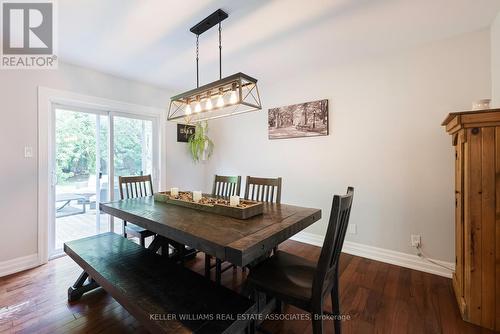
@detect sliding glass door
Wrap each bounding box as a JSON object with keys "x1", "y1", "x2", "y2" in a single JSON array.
[{"x1": 49, "y1": 107, "x2": 158, "y2": 258}]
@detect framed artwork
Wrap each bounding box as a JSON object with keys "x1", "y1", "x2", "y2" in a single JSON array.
[
  {"x1": 268, "y1": 99, "x2": 328, "y2": 140},
  {"x1": 177, "y1": 124, "x2": 195, "y2": 142}
]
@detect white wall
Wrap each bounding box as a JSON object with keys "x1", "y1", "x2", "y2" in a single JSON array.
[
  {"x1": 0, "y1": 62, "x2": 202, "y2": 263},
  {"x1": 492, "y1": 12, "x2": 500, "y2": 106},
  {"x1": 202, "y1": 29, "x2": 491, "y2": 262}
]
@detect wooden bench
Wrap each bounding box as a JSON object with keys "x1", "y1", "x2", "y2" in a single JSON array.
[{"x1": 64, "y1": 233, "x2": 256, "y2": 334}]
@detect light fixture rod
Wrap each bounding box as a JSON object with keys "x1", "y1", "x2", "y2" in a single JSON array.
[
  {"x1": 219, "y1": 22, "x2": 222, "y2": 80},
  {"x1": 196, "y1": 34, "x2": 199, "y2": 88}
]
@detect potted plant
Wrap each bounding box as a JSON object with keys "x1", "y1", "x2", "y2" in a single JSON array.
[{"x1": 188, "y1": 121, "x2": 214, "y2": 162}]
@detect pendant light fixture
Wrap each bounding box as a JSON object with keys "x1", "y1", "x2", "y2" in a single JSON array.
[{"x1": 168, "y1": 9, "x2": 262, "y2": 122}]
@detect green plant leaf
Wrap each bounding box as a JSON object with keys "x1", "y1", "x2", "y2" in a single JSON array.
[{"x1": 187, "y1": 121, "x2": 215, "y2": 163}]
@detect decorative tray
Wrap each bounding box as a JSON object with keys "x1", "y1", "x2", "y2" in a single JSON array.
[{"x1": 153, "y1": 191, "x2": 263, "y2": 220}]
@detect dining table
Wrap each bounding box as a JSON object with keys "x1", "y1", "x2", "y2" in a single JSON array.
[{"x1": 99, "y1": 196, "x2": 322, "y2": 269}]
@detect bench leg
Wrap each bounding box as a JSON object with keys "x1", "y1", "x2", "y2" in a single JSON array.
[{"x1": 67, "y1": 271, "x2": 99, "y2": 302}]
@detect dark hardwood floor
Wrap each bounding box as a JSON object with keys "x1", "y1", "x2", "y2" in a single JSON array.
[{"x1": 0, "y1": 239, "x2": 494, "y2": 334}]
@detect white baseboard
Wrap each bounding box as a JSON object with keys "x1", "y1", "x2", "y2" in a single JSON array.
[
  {"x1": 0, "y1": 254, "x2": 40, "y2": 278},
  {"x1": 290, "y1": 232, "x2": 454, "y2": 278}
]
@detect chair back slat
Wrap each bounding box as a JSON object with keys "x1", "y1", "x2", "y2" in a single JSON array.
[
  {"x1": 313, "y1": 187, "x2": 354, "y2": 298},
  {"x1": 244, "y1": 176, "x2": 282, "y2": 203},
  {"x1": 212, "y1": 175, "x2": 242, "y2": 197},
  {"x1": 119, "y1": 175, "x2": 154, "y2": 200}
]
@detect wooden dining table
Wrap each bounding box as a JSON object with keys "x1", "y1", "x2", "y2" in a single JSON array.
[{"x1": 99, "y1": 196, "x2": 321, "y2": 268}]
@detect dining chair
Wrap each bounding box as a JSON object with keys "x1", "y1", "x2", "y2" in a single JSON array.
[
  {"x1": 244, "y1": 176, "x2": 282, "y2": 203},
  {"x1": 118, "y1": 175, "x2": 156, "y2": 247},
  {"x1": 245, "y1": 176, "x2": 282, "y2": 254},
  {"x1": 212, "y1": 174, "x2": 241, "y2": 197},
  {"x1": 246, "y1": 187, "x2": 354, "y2": 334},
  {"x1": 205, "y1": 174, "x2": 242, "y2": 284}
]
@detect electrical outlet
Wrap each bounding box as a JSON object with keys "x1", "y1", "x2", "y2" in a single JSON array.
[
  {"x1": 411, "y1": 234, "x2": 421, "y2": 248},
  {"x1": 348, "y1": 223, "x2": 357, "y2": 234}
]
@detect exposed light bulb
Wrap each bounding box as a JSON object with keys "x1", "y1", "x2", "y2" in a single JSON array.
[
  {"x1": 205, "y1": 98, "x2": 213, "y2": 110},
  {"x1": 195, "y1": 101, "x2": 201, "y2": 113},
  {"x1": 229, "y1": 90, "x2": 237, "y2": 104},
  {"x1": 216, "y1": 94, "x2": 225, "y2": 107},
  {"x1": 185, "y1": 103, "x2": 192, "y2": 115}
]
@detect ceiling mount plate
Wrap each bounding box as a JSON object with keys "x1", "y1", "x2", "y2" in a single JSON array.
[{"x1": 190, "y1": 9, "x2": 228, "y2": 35}]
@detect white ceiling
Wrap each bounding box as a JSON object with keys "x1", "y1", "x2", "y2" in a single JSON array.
[{"x1": 59, "y1": 0, "x2": 500, "y2": 91}]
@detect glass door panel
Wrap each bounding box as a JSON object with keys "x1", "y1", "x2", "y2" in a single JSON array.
[
  {"x1": 112, "y1": 116, "x2": 153, "y2": 234},
  {"x1": 53, "y1": 109, "x2": 109, "y2": 255}
]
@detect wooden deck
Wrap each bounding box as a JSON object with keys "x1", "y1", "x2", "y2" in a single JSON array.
[
  {"x1": 55, "y1": 210, "x2": 118, "y2": 251},
  {"x1": 0, "y1": 240, "x2": 494, "y2": 334}
]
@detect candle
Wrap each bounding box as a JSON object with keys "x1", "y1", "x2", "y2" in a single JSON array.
[
  {"x1": 230, "y1": 195, "x2": 240, "y2": 207},
  {"x1": 170, "y1": 187, "x2": 179, "y2": 197},
  {"x1": 193, "y1": 191, "x2": 202, "y2": 203}
]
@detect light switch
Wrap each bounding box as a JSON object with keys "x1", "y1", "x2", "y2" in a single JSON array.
[{"x1": 24, "y1": 146, "x2": 33, "y2": 158}]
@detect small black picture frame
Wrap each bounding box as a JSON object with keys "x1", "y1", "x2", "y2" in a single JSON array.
[{"x1": 177, "y1": 124, "x2": 195, "y2": 142}]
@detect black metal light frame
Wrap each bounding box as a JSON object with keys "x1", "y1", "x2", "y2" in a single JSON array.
[{"x1": 167, "y1": 9, "x2": 262, "y2": 122}]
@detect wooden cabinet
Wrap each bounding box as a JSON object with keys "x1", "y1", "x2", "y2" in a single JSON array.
[{"x1": 442, "y1": 109, "x2": 500, "y2": 331}]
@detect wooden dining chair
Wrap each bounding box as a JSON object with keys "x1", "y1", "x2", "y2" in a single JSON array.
[
  {"x1": 245, "y1": 176, "x2": 283, "y2": 254},
  {"x1": 205, "y1": 175, "x2": 242, "y2": 284},
  {"x1": 246, "y1": 187, "x2": 354, "y2": 334},
  {"x1": 244, "y1": 176, "x2": 282, "y2": 203},
  {"x1": 212, "y1": 174, "x2": 242, "y2": 197},
  {"x1": 118, "y1": 175, "x2": 156, "y2": 247}
]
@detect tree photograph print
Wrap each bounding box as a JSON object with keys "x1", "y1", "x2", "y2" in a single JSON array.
[{"x1": 268, "y1": 99, "x2": 329, "y2": 139}]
